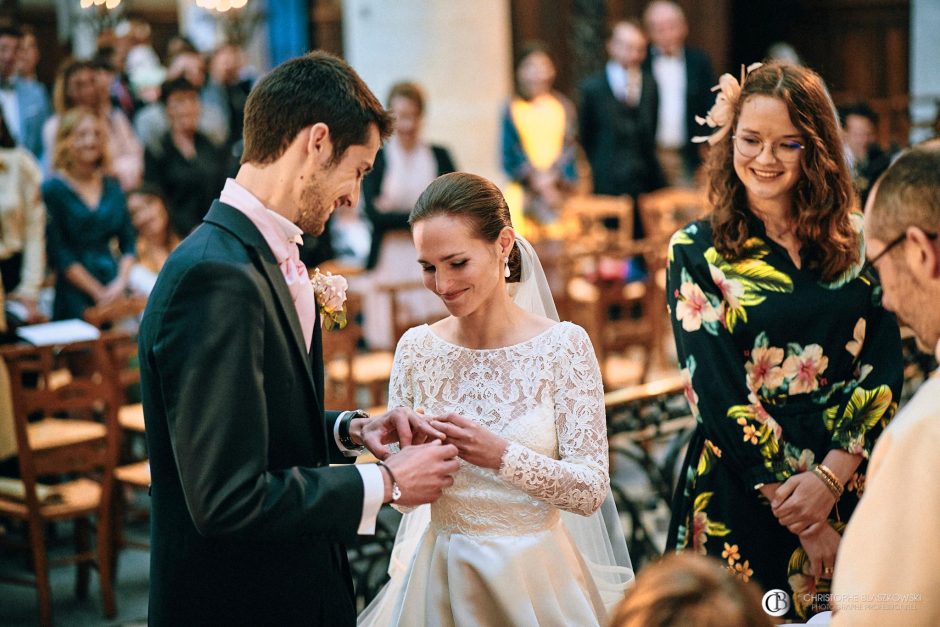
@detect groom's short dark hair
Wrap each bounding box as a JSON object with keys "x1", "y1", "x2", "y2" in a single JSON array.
[{"x1": 241, "y1": 51, "x2": 392, "y2": 166}]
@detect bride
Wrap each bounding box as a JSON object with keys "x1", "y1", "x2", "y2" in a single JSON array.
[{"x1": 359, "y1": 172, "x2": 633, "y2": 626}]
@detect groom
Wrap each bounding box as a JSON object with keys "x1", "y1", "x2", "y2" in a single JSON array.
[{"x1": 139, "y1": 52, "x2": 459, "y2": 626}]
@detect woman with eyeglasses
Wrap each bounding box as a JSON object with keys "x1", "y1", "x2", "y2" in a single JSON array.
[{"x1": 664, "y1": 62, "x2": 902, "y2": 621}]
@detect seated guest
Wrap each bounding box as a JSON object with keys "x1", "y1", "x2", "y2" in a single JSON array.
[
  {"x1": 609, "y1": 553, "x2": 772, "y2": 627},
  {"x1": 43, "y1": 107, "x2": 136, "y2": 320},
  {"x1": 0, "y1": 109, "x2": 46, "y2": 325},
  {"x1": 832, "y1": 147, "x2": 940, "y2": 627},
  {"x1": 144, "y1": 77, "x2": 226, "y2": 237},
  {"x1": 126, "y1": 184, "x2": 178, "y2": 297},
  {"x1": 42, "y1": 58, "x2": 144, "y2": 190}
]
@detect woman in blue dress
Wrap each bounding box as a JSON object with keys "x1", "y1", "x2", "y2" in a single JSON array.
[
  {"x1": 43, "y1": 106, "x2": 136, "y2": 320},
  {"x1": 665, "y1": 62, "x2": 903, "y2": 620}
]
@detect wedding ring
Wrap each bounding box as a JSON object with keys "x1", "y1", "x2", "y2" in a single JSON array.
[{"x1": 823, "y1": 566, "x2": 834, "y2": 575}]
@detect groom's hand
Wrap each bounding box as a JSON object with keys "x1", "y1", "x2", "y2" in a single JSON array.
[
  {"x1": 357, "y1": 407, "x2": 446, "y2": 460},
  {"x1": 383, "y1": 440, "x2": 460, "y2": 506}
]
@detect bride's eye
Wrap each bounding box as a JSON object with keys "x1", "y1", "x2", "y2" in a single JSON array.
[
  {"x1": 420, "y1": 264, "x2": 435, "y2": 274},
  {"x1": 451, "y1": 260, "x2": 467, "y2": 268}
]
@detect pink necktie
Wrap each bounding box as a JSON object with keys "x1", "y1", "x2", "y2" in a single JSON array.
[{"x1": 281, "y1": 241, "x2": 316, "y2": 352}]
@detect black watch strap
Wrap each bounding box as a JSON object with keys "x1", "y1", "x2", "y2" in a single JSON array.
[{"x1": 338, "y1": 409, "x2": 368, "y2": 451}]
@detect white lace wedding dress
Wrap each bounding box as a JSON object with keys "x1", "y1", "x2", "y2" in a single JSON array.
[{"x1": 358, "y1": 322, "x2": 629, "y2": 627}]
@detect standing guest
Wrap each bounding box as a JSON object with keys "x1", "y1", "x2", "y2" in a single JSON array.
[
  {"x1": 642, "y1": 1, "x2": 715, "y2": 187},
  {"x1": 0, "y1": 25, "x2": 51, "y2": 161},
  {"x1": 502, "y1": 42, "x2": 578, "y2": 237},
  {"x1": 14, "y1": 26, "x2": 42, "y2": 83},
  {"x1": 832, "y1": 147, "x2": 940, "y2": 627},
  {"x1": 0, "y1": 109, "x2": 45, "y2": 324},
  {"x1": 144, "y1": 77, "x2": 226, "y2": 237},
  {"x1": 665, "y1": 62, "x2": 902, "y2": 621},
  {"x1": 125, "y1": 184, "x2": 178, "y2": 297},
  {"x1": 138, "y1": 52, "x2": 460, "y2": 627},
  {"x1": 358, "y1": 81, "x2": 454, "y2": 349},
  {"x1": 580, "y1": 20, "x2": 665, "y2": 207},
  {"x1": 42, "y1": 58, "x2": 144, "y2": 191},
  {"x1": 43, "y1": 107, "x2": 136, "y2": 320},
  {"x1": 203, "y1": 42, "x2": 253, "y2": 152},
  {"x1": 839, "y1": 102, "x2": 893, "y2": 205},
  {"x1": 133, "y1": 49, "x2": 227, "y2": 153}
]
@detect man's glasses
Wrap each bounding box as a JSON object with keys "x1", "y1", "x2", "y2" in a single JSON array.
[
  {"x1": 733, "y1": 135, "x2": 805, "y2": 163},
  {"x1": 862, "y1": 231, "x2": 939, "y2": 275}
]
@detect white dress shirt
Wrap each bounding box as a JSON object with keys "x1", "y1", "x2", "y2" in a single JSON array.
[{"x1": 651, "y1": 49, "x2": 687, "y2": 148}]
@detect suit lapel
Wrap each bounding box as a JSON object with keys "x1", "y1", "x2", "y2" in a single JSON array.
[{"x1": 203, "y1": 202, "x2": 316, "y2": 386}]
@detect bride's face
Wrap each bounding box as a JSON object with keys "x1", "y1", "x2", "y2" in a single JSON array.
[{"x1": 413, "y1": 214, "x2": 505, "y2": 317}]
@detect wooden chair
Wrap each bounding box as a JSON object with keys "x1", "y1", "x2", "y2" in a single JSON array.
[
  {"x1": 375, "y1": 280, "x2": 445, "y2": 346},
  {"x1": 85, "y1": 298, "x2": 152, "y2": 556},
  {"x1": 323, "y1": 294, "x2": 394, "y2": 410},
  {"x1": 0, "y1": 338, "x2": 121, "y2": 625},
  {"x1": 560, "y1": 194, "x2": 635, "y2": 255}
]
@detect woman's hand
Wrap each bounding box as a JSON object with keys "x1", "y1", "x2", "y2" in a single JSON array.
[
  {"x1": 97, "y1": 278, "x2": 127, "y2": 305},
  {"x1": 799, "y1": 521, "x2": 841, "y2": 580},
  {"x1": 771, "y1": 471, "x2": 837, "y2": 534},
  {"x1": 429, "y1": 413, "x2": 508, "y2": 470}
]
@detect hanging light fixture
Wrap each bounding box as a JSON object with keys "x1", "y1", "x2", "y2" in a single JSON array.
[
  {"x1": 79, "y1": 0, "x2": 122, "y2": 8},
  {"x1": 195, "y1": 0, "x2": 249, "y2": 12}
]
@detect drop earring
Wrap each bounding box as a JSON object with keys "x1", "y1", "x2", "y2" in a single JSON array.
[{"x1": 504, "y1": 257, "x2": 511, "y2": 278}]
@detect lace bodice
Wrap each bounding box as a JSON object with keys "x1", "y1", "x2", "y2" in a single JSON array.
[{"x1": 389, "y1": 322, "x2": 609, "y2": 536}]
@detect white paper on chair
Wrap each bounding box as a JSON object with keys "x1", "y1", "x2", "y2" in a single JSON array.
[{"x1": 16, "y1": 319, "x2": 101, "y2": 346}]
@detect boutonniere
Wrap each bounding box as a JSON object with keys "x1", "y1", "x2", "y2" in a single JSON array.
[{"x1": 311, "y1": 268, "x2": 348, "y2": 331}]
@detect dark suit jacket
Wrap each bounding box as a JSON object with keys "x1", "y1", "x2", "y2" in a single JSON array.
[
  {"x1": 642, "y1": 46, "x2": 715, "y2": 172},
  {"x1": 361, "y1": 144, "x2": 455, "y2": 269},
  {"x1": 139, "y1": 201, "x2": 363, "y2": 626},
  {"x1": 579, "y1": 68, "x2": 665, "y2": 197}
]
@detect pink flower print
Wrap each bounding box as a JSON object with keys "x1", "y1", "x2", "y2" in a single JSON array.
[
  {"x1": 783, "y1": 344, "x2": 829, "y2": 395},
  {"x1": 709, "y1": 264, "x2": 745, "y2": 310},
  {"x1": 692, "y1": 511, "x2": 709, "y2": 554},
  {"x1": 676, "y1": 281, "x2": 719, "y2": 332},
  {"x1": 682, "y1": 368, "x2": 700, "y2": 417},
  {"x1": 745, "y1": 346, "x2": 785, "y2": 392}
]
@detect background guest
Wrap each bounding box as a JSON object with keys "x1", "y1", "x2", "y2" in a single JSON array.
[
  {"x1": 665, "y1": 62, "x2": 902, "y2": 620},
  {"x1": 43, "y1": 107, "x2": 136, "y2": 320},
  {"x1": 126, "y1": 183, "x2": 178, "y2": 297},
  {"x1": 580, "y1": 20, "x2": 664, "y2": 206},
  {"x1": 358, "y1": 80, "x2": 455, "y2": 349},
  {"x1": 0, "y1": 25, "x2": 51, "y2": 161},
  {"x1": 0, "y1": 109, "x2": 45, "y2": 325},
  {"x1": 203, "y1": 42, "x2": 253, "y2": 153},
  {"x1": 14, "y1": 25, "x2": 41, "y2": 83},
  {"x1": 144, "y1": 77, "x2": 226, "y2": 237},
  {"x1": 839, "y1": 101, "x2": 894, "y2": 204},
  {"x1": 43, "y1": 58, "x2": 144, "y2": 191},
  {"x1": 501, "y1": 42, "x2": 578, "y2": 238},
  {"x1": 609, "y1": 553, "x2": 773, "y2": 627},
  {"x1": 642, "y1": 0, "x2": 715, "y2": 187}
]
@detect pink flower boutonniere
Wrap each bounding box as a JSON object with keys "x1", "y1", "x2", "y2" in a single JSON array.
[{"x1": 311, "y1": 268, "x2": 348, "y2": 331}]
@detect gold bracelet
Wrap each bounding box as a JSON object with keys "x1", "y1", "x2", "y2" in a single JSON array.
[{"x1": 812, "y1": 465, "x2": 843, "y2": 499}]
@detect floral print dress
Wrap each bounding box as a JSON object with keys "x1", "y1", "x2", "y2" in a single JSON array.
[{"x1": 665, "y1": 215, "x2": 902, "y2": 620}]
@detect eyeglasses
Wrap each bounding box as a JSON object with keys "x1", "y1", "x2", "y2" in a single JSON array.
[
  {"x1": 862, "y1": 230, "x2": 939, "y2": 275},
  {"x1": 732, "y1": 135, "x2": 805, "y2": 163}
]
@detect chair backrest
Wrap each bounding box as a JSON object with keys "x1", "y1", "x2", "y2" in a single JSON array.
[
  {"x1": 83, "y1": 295, "x2": 148, "y2": 331},
  {"x1": 85, "y1": 296, "x2": 148, "y2": 404},
  {"x1": 637, "y1": 187, "x2": 706, "y2": 251},
  {"x1": 321, "y1": 293, "x2": 363, "y2": 409},
  {"x1": 375, "y1": 280, "x2": 445, "y2": 346},
  {"x1": 561, "y1": 194, "x2": 635, "y2": 255},
  {"x1": 0, "y1": 338, "x2": 121, "y2": 511}
]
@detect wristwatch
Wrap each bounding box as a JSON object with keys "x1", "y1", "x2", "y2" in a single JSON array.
[{"x1": 338, "y1": 409, "x2": 369, "y2": 451}]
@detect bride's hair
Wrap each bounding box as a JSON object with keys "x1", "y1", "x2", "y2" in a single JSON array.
[{"x1": 409, "y1": 172, "x2": 523, "y2": 283}]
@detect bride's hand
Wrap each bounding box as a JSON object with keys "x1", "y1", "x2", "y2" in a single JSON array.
[{"x1": 429, "y1": 413, "x2": 508, "y2": 470}]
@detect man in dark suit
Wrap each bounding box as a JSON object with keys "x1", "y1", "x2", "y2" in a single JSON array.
[
  {"x1": 0, "y1": 25, "x2": 50, "y2": 160},
  {"x1": 580, "y1": 20, "x2": 665, "y2": 242},
  {"x1": 139, "y1": 52, "x2": 460, "y2": 627},
  {"x1": 642, "y1": 0, "x2": 715, "y2": 187}
]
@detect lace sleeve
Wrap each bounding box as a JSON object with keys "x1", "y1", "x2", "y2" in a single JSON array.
[
  {"x1": 498, "y1": 324, "x2": 609, "y2": 516},
  {"x1": 387, "y1": 328, "x2": 416, "y2": 412}
]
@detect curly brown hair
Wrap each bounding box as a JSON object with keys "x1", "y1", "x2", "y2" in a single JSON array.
[{"x1": 705, "y1": 62, "x2": 857, "y2": 281}]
